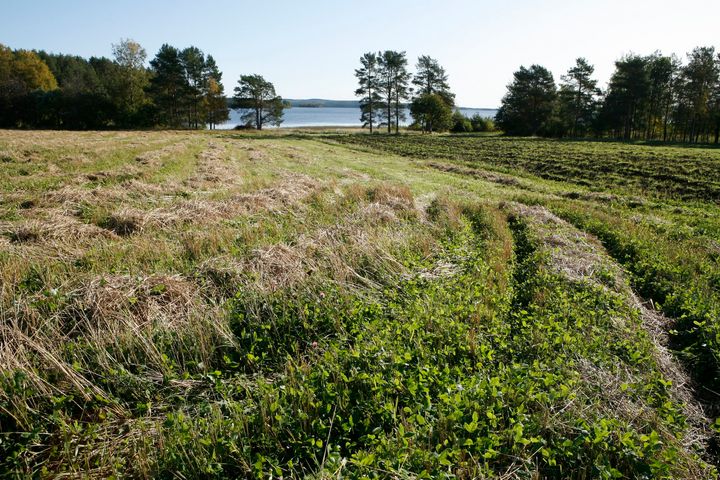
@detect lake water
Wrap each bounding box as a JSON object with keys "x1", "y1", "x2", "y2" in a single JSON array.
[{"x1": 216, "y1": 106, "x2": 497, "y2": 129}]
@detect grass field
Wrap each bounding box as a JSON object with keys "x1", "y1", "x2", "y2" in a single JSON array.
[{"x1": 1, "y1": 130, "x2": 720, "y2": 478}]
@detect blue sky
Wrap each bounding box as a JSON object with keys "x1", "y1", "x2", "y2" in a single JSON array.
[{"x1": 2, "y1": 0, "x2": 719, "y2": 107}]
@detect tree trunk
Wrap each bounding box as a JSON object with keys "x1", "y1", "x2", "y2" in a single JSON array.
[
  {"x1": 394, "y1": 91, "x2": 400, "y2": 134},
  {"x1": 573, "y1": 84, "x2": 581, "y2": 137},
  {"x1": 368, "y1": 86, "x2": 373, "y2": 133}
]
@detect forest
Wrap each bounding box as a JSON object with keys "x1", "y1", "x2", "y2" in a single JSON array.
[
  {"x1": 355, "y1": 48, "x2": 720, "y2": 143},
  {"x1": 2, "y1": 39, "x2": 720, "y2": 143},
  {"x1": 0, "y1": 40, "x2": 230, "y2": 130},
  {"x1": 495, "y1": 50, "x2": 720, "y2": 143}
]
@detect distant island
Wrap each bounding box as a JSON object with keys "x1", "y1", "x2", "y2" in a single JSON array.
[
  {"x1": 284, "y1": 98, "x2": 497, "y2": 110},
  {"x1": 285, "y1": 99, "x2": 360, "y2": 108}
]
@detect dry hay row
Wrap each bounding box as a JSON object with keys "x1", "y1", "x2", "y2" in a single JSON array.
[
  {"x1": 1, "y1": 172, "x2": 321, "y2": 252},
  {"x1": 199, "y1": 183, "x2": 422, "y2": 294},
  {"x1": 132, "y1": 139, "x2": 195, "y2": 167},
  {"x1": 0, "y1": 181, "x2": 423, "y2": 417},
  {"x1": 99, "y1": 172, "x2": 321, "y2": 236},
  {"x1": 181, "y1": 141, "x2": 245, "y2": 190},
  {"x1": 0, "y1": 271, "x2": 230, "y2": 413}
]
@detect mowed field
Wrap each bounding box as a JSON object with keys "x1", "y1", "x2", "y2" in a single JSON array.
[{"x1": 1, "y1": 130, "x2": 720, "y2": 478}]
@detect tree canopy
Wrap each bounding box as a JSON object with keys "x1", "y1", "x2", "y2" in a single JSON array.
[
  {"x1": 232, "y1": 74, "x2": 285, "y2": 129},
  {"x1": 413, "y1": 55, "x2": 455, "y2": 107},
  {"x1": 355, "y1": 52, "x2": 382, "y2": 133},
  {"x1": 496, "y1": 65, "x2": 557, "y2": 136},
  {"x1": 410, "y1": 93, "x2": 453, "y2": 133},
  {"x1": 0, "y1": 40, "x2": 230, "y2": 130},
  {"x1": 355, "y1": 53, "x2": 455, "y2": 133}
]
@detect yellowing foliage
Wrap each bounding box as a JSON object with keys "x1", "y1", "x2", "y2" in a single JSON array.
[
  {"x1": 12, "y1": 49, "x2": 57, "y2": 91},
  {"x1": 0, "y1": 44, "x2": 57, "y2": 93}
]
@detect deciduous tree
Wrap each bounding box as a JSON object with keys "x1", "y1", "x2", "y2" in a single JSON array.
[
  {"x1": 681, "y1": 47, "x2": 719, "y2": 143},
  {"x1": 112, "y1": 38, "x2": 149, "y2": 125},
  {"x1": 203, "y1": 55, "x2": 229, "y2": 129},
  {"x1": 11, "y1": 50, "x2": 57, "y2": 92},
  {"x1": 410, "y1": 93, "x2": 452, "y2": 133}
]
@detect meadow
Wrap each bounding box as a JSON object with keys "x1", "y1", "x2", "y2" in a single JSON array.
[{"x1": 1, "y1": 129, "x2": 720, "y2": 478}]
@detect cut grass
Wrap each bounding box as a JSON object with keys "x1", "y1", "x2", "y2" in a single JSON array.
[
  {"x1": 1, "y1": 129, "x2": 719, "y2": 478},
  {"x1": 328, "y1": 134, "x2": 720, "y2": 203}
]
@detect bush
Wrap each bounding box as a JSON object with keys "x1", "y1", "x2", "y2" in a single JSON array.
[
  {"x1": 470, "y1": 114, "x2": 496, "y2": 132},
  {"x1": 450, "y1": 111, "x2": 473, "y2": 133},
  {"x1": 409, "y1": 93, "x2": 453, "y2": 133}
]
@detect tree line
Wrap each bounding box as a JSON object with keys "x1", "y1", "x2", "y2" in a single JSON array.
[
  {"x1": 497, "y1": 46, "x2": 720, "y2": 143},
  {"x1": 355, "y1": 52, "x2": 463, "y2": 133},
  {"x1": 0, "y1": 40, "x2": 288, "y2": 130}
]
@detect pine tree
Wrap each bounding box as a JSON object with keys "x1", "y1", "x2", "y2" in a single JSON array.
[
  {"x1": 496, "y1": 65, "x2": 557, "y2": 136},
  {"x1": 354, "y1": 52, "x2": 382, "y2": 133},
  {"x1": 558, "y1": 58, "x2": 598, "y2": 137},
  {"x1": 232, "y1": 74, "x2": 284, "y2": 129},
  {"x1": 601, "y1": 56, "x2": 651, "y2": 139},
  {"x1": 149, "y1": 44, "x2": 186, "y2": 127},
  {"x1": 412, "y1": 55, "x2": 454, "y2": 107},
  {"x1": 180, "y1": 46, "x2": 206, "y2": 129},
  {"x1": 378, "y1": 50, "x2": 410, "y2": 133}
]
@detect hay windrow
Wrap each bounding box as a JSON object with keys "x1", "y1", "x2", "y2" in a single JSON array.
[
  {"x1": 1, "y1": 215, "x2": 117, "y2": 244},
  {"x1": 3, "y1": 130, "x2": 719, "y2": 477},
  {"x1": 133, "y1": 140, "x2": 193, "y2": 167},
  {"x1": 509, "y1": 202, "x2": 712, "y2": 454},
  {"x1": 182, "y1": 141, "x2": 241, "y2": 189},
  {"x1": 79, "y1": 274, "x2": 205, "y2": 332},
  {"x1": 96, "y1": 173, "x2": 322, "y2": 234}
]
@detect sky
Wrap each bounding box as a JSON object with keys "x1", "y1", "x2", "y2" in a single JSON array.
[{"x1": 2, "y1": 0, "x2": 719, "y2": 108}]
